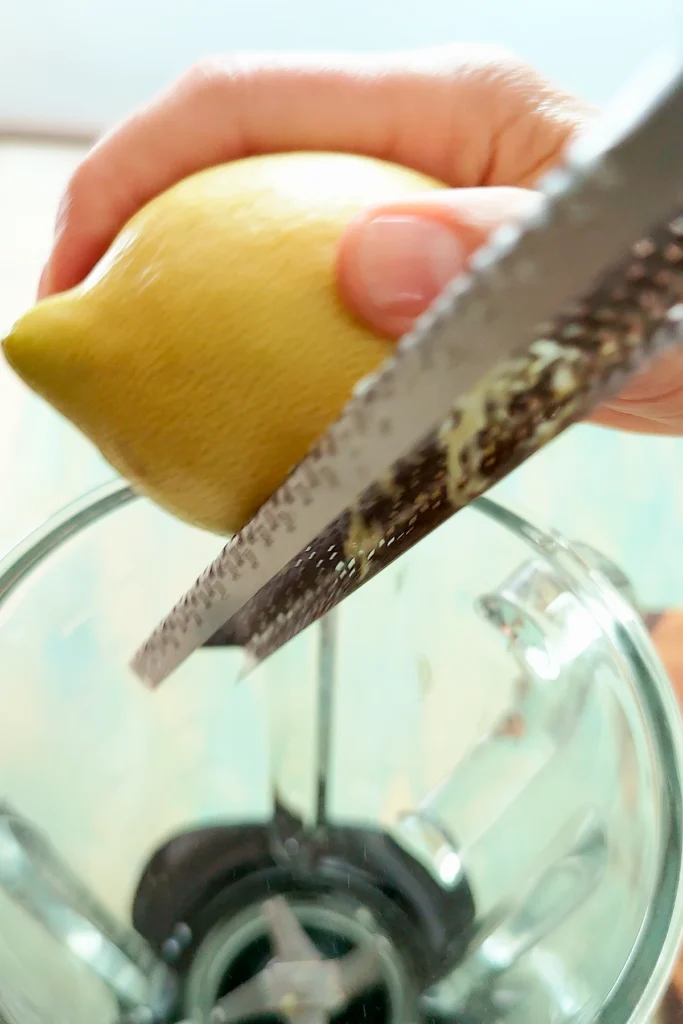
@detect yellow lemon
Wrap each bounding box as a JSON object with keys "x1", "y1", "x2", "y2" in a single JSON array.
[{"x1": 3, "y1": 152, "x2": 445, "y2": 533}]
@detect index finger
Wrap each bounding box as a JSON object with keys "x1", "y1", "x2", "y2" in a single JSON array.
[{"x1": 39, "y1": 46, "x2": 588, "y2": 298}]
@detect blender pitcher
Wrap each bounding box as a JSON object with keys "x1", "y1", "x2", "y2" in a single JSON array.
[{"x1": 0, "y1": 479, "x2": 681, "y2": 1024}]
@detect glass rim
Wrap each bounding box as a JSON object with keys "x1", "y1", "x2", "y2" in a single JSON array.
[{"x1": 0, "y1": 478, "x2": 682, "y2": 1023}]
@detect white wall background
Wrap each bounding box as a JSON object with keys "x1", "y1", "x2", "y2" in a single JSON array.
[{"x1": 1, "y1": 0, "x2": 682, "y2": 135}]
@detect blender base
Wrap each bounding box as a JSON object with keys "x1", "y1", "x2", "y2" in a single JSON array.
[
  {"x1": 131, "y1": 817, "x2": 476, "y2": 1023},
  {"x1": 184, "y1": 892, "x2": 411, "y2": 1024}
]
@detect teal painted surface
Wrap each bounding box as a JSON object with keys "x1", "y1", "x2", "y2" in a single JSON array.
[{"x1": 491, "y1": 424, "x2": 683, "y2": 611}]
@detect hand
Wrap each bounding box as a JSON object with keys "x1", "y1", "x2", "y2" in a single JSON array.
[{"x1": 38, "y1": 46, "x2": 683, "y2": 434}]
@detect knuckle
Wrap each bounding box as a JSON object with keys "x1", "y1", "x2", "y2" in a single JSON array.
[
  {"x1": 58, "y1": 158, "x2": 97, "y2": 224},
  {"x1": 178, "y1": 54, "x2": 253, "y2": 101},
  {"x1": 180, "y1": 56, "x2": 224, "y2": 90},
  {"x1": 431, "y1": 42, "x2": 530, "y2": 77},
  {"x1": 56, "y1": 141, "x2": 123, "y2": 235},
  {"x1": 466, "y1": 46, "x2": 542, "y2": 92}
]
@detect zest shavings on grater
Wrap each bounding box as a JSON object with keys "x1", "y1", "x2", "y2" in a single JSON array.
[{"x1": 206, "y1": 216, "x2": 683, "y2": 663}]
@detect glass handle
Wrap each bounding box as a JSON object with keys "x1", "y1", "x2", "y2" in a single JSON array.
[
  {"x1": 477, "y1": 556, "x2": 606, "y2": 685},
  {"x1": 568, "y1": 542, "x2": 639, "y2": 610},
  {"x1": 424, "y1": 811, "x2": 608, "y2": 1020},
  {"x1": 394, "y1": 556, "x2": 604, "y2": 897},
  {"x1": 470, "y1": 811, "x2": 608, "y2": 972}
]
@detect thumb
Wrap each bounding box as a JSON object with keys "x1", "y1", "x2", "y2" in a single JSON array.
[{"x1": 337, "y1": 186, "x2": 543, "y2": 338}]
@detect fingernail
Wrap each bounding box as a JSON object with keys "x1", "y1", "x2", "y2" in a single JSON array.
[{"x1": 354, "y1": 215, "x2": 464, "y2": 315}]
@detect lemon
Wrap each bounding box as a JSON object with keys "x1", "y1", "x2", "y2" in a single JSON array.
[{"x1": 3, "y1": 152, "x2": 445, "y2": 533}]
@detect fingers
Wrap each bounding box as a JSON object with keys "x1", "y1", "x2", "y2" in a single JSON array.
[
  {"x1": 591, "y1": 407, "x2": 683, "y2": 434},
  {"x1": 593, "y1": 347, "x2": 683, "y2": 434},
  {"x1": 39, "y1": 46, "x2": 590, "y2": 299},
  {"x1": 338, "y1": 185, "x2": 683, "y2": 434},
  {"x1": 337, "y1": 186, "x2": 543, "y2": 336}
]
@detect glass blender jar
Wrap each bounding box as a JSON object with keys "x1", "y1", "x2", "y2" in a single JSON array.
[{"x1": 0, "y1": 479, "x2": 681, "y2": 1024}]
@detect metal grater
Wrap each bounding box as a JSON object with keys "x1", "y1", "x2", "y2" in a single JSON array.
[{"x1": 131, "y1": 53, "x2": 683, "y2": 689}]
